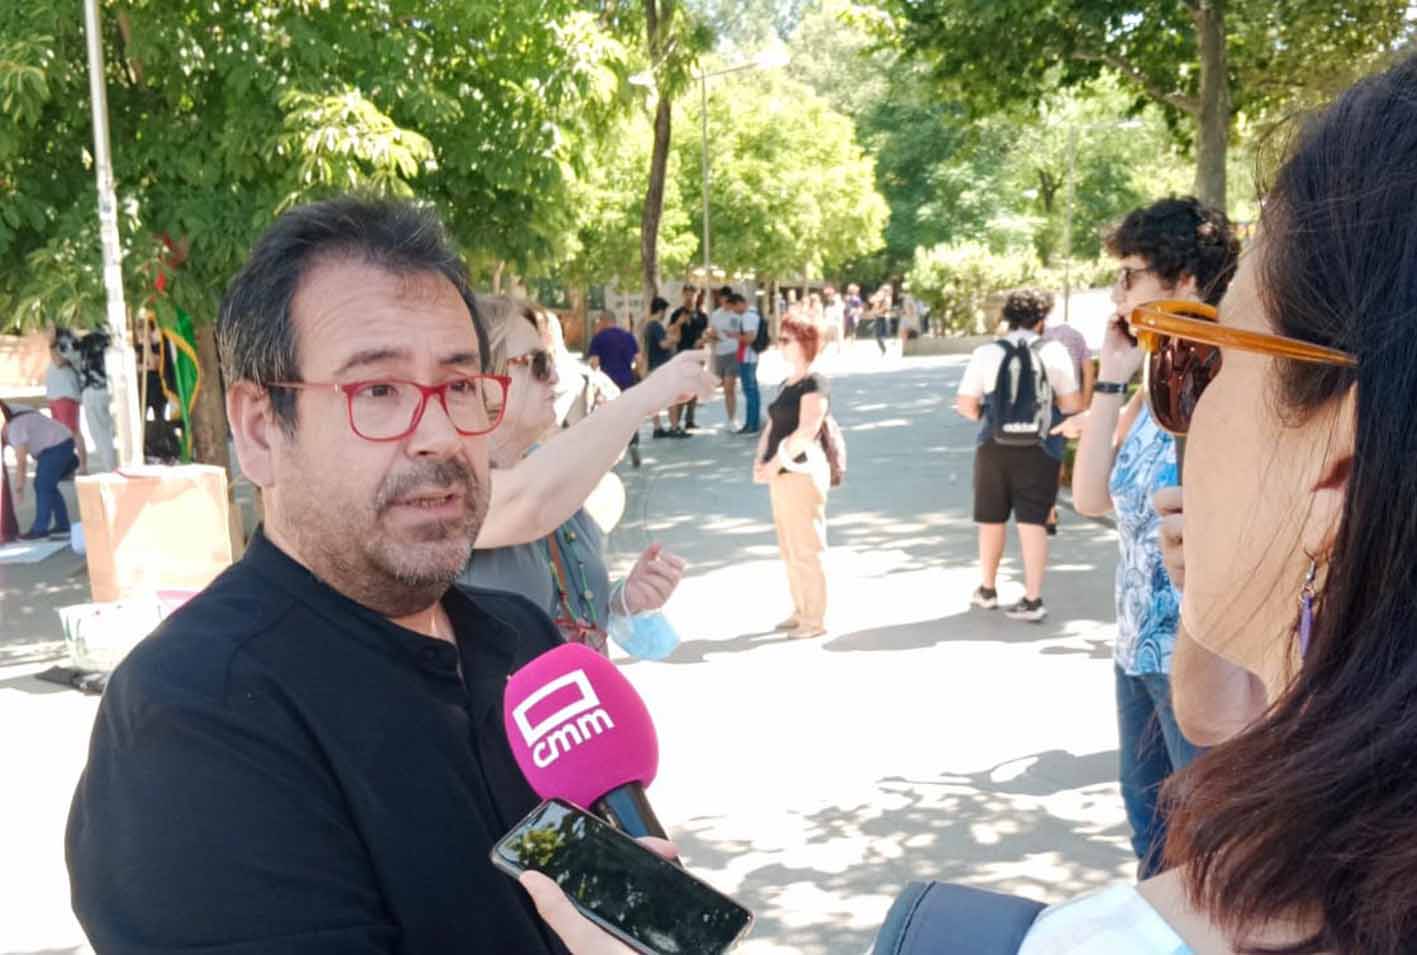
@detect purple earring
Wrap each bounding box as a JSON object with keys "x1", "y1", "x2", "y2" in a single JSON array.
[{"x1": 1298, "y1": 560, "x2": 1318, "y2": 657}]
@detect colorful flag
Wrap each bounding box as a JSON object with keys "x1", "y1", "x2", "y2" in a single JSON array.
[{"x1": 153, "y1": 302, "x2": 201, "y2": 463}]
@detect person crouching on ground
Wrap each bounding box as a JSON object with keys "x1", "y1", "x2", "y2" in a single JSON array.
[{"x1": 753, "y1": 306, "x2": 832, "y2": 639}]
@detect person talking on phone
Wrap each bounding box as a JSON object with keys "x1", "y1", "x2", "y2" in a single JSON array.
[{"x1": 1051, "y1": 197, "x2": 1240, "y2": 879}]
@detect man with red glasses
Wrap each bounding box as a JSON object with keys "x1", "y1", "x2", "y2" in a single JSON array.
[{"x1": 67, "y1": 197, "x2": 574, "y2": 954}]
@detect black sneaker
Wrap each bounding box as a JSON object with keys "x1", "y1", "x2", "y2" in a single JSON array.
[
  {"x1": 653, "y1": 428, "x2": 671, "y2": 439},
  {"x1": 1004, "y1": 597, "x2": 1047, "y2": 622},
  {"x1": 670, "y1": 428, "x2": 691, "y2": 439},
  {"x1": 970, "y1": 586, "x2": 999, "y2": 610}
]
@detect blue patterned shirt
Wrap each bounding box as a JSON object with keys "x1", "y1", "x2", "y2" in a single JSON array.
[{"x1": 1109, "y1": 403, "x2": 1180, "y2": 675}]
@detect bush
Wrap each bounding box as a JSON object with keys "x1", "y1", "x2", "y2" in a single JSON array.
[{"x1": 906, "y1": 243, "x2": 1038, "y2": 335}]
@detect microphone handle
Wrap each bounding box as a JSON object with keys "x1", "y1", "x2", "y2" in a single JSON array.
[{"x1": 592, "y1": 783, "x2": 668, "y2": 840}]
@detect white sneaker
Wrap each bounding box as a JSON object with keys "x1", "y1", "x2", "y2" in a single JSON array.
[
  {"x1": 1004, "y1": 597, "x2": 1047, "y2": 622},
  {"x1": 970, "y1": 586, "x2": 999, "y2": 610}
]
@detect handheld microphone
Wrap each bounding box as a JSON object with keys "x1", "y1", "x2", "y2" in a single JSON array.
[{"x1": 503, "y1": 643, "x2": 667, "y2": 840}]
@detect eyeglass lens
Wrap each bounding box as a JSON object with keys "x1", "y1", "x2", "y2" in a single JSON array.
[
  {"x1": 349, "y1": 378, "x2": 506, "y2": 439},
  {"x1": 1146, "y1": 337, "x2": 1221, "y2": 435}
]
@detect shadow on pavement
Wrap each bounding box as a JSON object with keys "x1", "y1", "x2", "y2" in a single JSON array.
[{"x1": 672, "y1": 752, "x2": 1132, "y2": 955}]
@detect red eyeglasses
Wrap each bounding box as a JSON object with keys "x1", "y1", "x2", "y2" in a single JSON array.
[
  {"x1": 1128, "y1": 300, "x2": 1357, "y2": 435},
  {"x1": 270, "y1": 375, "x2": 511, "y2": 442}
]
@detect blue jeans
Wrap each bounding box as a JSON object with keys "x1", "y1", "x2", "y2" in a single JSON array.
[
  {"x1": 30, "y1": 439, "x2": 78, "y2": 535},
  {"x1": 740, "y1": 361, "x2": 761, "y2": 432},
  {"x1": 1115, "y1": 665, "x2": 1200, "y2": 879}
]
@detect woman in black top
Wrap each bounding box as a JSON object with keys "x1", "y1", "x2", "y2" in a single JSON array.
[{"x1": 753, "y1": 306, "x2": 831, "y2": 638}]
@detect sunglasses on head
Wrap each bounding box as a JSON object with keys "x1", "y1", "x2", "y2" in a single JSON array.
[
  {"x1": 1128, "y1": 300, "x2": 1357, "y2": 435},
  {"x1": 506, "y1": 348, "x2": 554, "y2": 383}
]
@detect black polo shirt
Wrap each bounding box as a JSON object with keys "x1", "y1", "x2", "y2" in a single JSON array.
[{"x1": 66, "y1": 527, "x2": 569, "y2": 955}]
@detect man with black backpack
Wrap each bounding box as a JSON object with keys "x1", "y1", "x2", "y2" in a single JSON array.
[
  {"x1": 732, "y1": 292, "x2": 769, "y2": 434},
  {"x1": 955, "y1": 289, "x2": 1083, "y2": 621}
]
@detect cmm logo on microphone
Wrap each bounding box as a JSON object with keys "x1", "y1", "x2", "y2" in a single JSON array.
[{"x1": 512, "y1": 670, "x2": 617, "y2": 769}]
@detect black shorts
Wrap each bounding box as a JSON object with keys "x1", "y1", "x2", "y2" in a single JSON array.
[{"x1": 972, "y1": 440, "x2": 1061, "y2": 526}]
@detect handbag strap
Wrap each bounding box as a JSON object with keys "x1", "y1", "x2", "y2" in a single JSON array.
[
  {"x1": 873, "y1": 881, "x2": 1045, "y2": 955},
  {"x1": 544, "y1": 529, "x2": 579, "y2": 623}
]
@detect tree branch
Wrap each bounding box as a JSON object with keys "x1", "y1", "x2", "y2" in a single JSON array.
[{"x1": 1069, "y1": 50, "x2": 1200, "y2": 116}]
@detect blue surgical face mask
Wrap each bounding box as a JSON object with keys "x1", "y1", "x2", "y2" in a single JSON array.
[{"x1": 608, "y1": 611, "x2": 681, "y2": 662}]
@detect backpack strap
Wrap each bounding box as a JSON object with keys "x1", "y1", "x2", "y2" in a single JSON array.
[{"x1": 872, "y1": 881, "x2": 1046, "y2": 955}]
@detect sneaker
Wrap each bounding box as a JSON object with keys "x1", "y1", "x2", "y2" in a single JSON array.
[
  {"x1": 1004, "y1": 597, "x2": 1047, "y2": 622},
  {"x1": 49, "y1": 527, "x2": 72, "y2": 540},
  {"x1": 18, "y1": 530, "x2": 48, "y2": 541},
  {"x1": 652, "y1": 428, "x2": 671, "y2": 439},
  {"x1": 670, "y1": 428, "x2": 691, "y2": 439},
  {"x1": 970, "y1": 586, "x2": 999, "y2": 610},
  {"x1": 735, "y1": 426, "x2": 759, "y2": 435}
]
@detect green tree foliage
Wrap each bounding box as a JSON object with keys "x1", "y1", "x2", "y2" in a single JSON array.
[
  {"x1": 862, "y1": 0, "x2": 1414, "y2": 208},
  {"x1": 556, "y1": 111, "x2": 698, "y2": 290},
  {"x1": 675, "y1": 66, "x2": 887, "y2": 282},
  {"x1": 0, "y1": 1, "x2": 633, "y2": 335}
]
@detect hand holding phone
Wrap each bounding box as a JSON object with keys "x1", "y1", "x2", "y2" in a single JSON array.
[{"x1": 493, "y1": 799, "x2": 753, "y2": 955}]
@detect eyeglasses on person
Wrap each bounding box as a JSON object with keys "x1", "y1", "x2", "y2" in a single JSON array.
[
  {"x1": 1128, "y1": 300, "x2": 1357, "y2": 435},
  {"x1": 1117, "y1": 265, "x2": 1158, "y2": 291},
  {"x1": 506, "y1": 349, "x2": 555, "y2": 384},
  {"x1": 269, "y1": 375, "x2": 511, "y2": 442}
]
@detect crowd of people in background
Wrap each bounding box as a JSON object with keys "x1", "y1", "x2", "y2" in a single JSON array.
[{"x1": 28, "y1": 47, "x2": 1417, "y2": 955}]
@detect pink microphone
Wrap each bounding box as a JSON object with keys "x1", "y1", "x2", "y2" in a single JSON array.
[{"x1": 504, "y1": 643, "x2": 666, "y2": 839}]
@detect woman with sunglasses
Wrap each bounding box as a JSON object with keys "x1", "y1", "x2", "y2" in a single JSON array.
[
  {"x1": 752, "y1": 305, "x2": 832, "y2": 640},
  {"x1": 456, "y1": 295, "x2": 715, "y2": 655},
  {"x1": 525, "y1": 52, "x2": 1417, "y2": 955},
  {"x1": 1055, "y1": 197, "x2": 1240, "y2": 880}
]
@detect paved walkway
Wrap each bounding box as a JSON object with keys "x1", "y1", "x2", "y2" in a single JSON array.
[{"x1": 0, "y1": 344, "x2": 1131, "y2": 955}]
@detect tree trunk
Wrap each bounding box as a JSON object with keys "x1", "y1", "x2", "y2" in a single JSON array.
[
  {"x1": 640, "y1": 92, "x2": 671, "y2": 317},
  {"x1": 639, "y1": 0, "x2": 673, "y2": 320},
  {"x1": 189, "y1": 319, "x2": 229, "y2": 472},
  {"x1": 1193, "y1": 0, "x2": 1230, "y2": 210},
  {"x1": 188, "y1": 318, "x2": 247, "y2": 556}
]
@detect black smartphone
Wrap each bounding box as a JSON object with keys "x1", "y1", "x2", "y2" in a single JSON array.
[{"x1": 492, "y1": 799, "x2": 754, "y2": 955}]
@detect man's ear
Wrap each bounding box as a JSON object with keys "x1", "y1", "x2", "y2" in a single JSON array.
[
  {"x1": 226, "y1": 381, "x2": 279, "y2": 489},
  {"x1": 1172, "y1": 273, "x2": 1201, "y2": 300},
  {"x1": 1301, "y1": 386, "x2": 1358, "y2": 561}
]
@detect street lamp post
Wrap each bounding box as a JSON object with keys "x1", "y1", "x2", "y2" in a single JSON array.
[
  {"x1": 696, "y1": 49, "x2": 790, "y2": 293},
  {"x1": 83, "y1": 0, "x2": 143, "y2": 468}
]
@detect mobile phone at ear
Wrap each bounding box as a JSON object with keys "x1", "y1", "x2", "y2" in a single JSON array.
[{"x1": 492, "y1": 798, "x2": 754, "y2": 955}]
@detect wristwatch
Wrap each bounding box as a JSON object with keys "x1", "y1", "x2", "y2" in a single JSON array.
[{"x1": 1094, "y1": 381, "x2": 1126, "y2": 395}]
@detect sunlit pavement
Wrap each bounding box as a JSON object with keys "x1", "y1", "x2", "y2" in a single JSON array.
[{"x1": 0, "y1": 341, "x2": 1131, "y2": 955}]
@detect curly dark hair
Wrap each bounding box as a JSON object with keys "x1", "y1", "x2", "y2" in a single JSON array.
[
  {"x1": 1001, "y1": 288, "x2": 1054, "y2": 329},
  {"x1": 1104, "y1": 196, "x2": 1240, "y2": 306}
]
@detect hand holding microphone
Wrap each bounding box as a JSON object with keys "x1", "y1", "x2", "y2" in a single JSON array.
[{"x1": 497, "y1": 645, "x2": 754, "y2": 954}]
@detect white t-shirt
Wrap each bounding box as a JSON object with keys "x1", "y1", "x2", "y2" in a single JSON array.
[
  {"x1": 1018, "y1": 885, "x2": 1192, "y2": 955},
  {"x1": 46, "y1": 364, "x2": 82, "y2": 401},
  {"x1": 957, "y1": 329, "x2": 1079, "y2": 400},
  {"x1": 738, "y1": 310, "x2": 761, "y2": 364},
  {"x1": 708, "y1": 307, "x2": 741, "y2": 356}
]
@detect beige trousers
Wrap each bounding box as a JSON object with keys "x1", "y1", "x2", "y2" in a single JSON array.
[{"x1": 769, "y1": 469, "x2": 829, "y2": 629}]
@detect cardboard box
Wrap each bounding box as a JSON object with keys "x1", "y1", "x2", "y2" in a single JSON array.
[{"x1": 77, "y1": 465, "x2": 233, "y2": 602}]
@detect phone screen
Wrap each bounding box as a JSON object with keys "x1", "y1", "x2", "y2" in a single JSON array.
[{"x1": 492, "y1": 799, "x2": 754, "y2": 955}]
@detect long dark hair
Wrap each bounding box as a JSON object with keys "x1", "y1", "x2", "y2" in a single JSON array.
[{"x1": 1167, "y1": 52, "x2": 1417, "y2": 955}]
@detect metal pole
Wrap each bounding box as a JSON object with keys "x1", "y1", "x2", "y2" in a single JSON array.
[
  {"x1": 1062, "y1": 126, "x2": 1078, "y2": 326},
  {"x1": 700, "y1": 73, "x2": 711, "y2": 291},
  {"x1": 84, "y1": 0, "x2": 143, "y2": 468}
]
